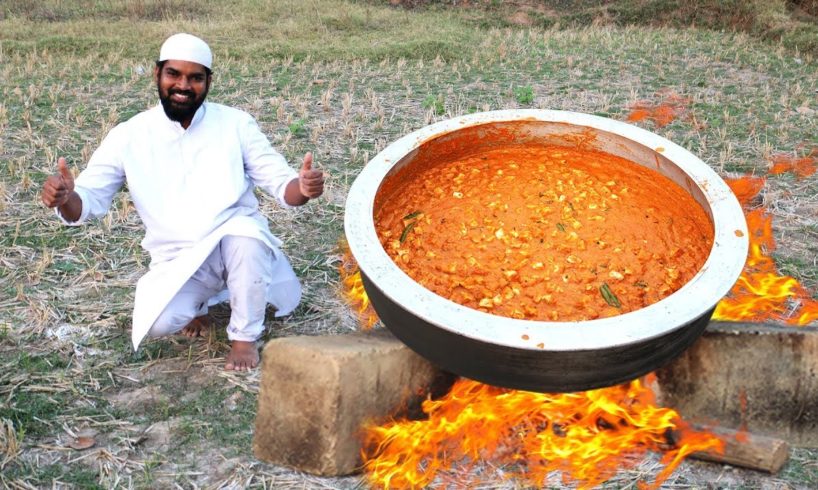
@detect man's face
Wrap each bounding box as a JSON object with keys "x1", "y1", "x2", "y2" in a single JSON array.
[{"x1": 155, "y1": 60, "x2": 210, "y2": 124}]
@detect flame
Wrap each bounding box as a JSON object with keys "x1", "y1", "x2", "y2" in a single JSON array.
[
  {"x1": 339, "y1": 240, "x2": 379, "y2": 329},
  {"x1": 627, "y1": 91, "x2": 689, "y2": 128},
  {"x1": 338, "y1": 244, "x2": 722, "y2": 488},
  {"x1": 362, "y1": 376, "x2": 722, "y2": 489},
  {"x1": 712, "y1": 175, "x2": 818, "y2": 325}
]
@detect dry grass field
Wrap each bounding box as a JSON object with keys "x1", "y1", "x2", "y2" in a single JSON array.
[{"x1": 1, "y1": 1, "x2": 817, "y2": 488}]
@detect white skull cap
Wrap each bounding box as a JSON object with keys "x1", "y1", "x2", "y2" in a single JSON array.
[{"x1": 159, "y1": 33, "x2": 212, "y2": 69}]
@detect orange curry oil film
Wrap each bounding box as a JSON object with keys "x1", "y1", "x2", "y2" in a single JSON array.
[
  {"x1": 768, "y1": 149, "x2": 818, "y2": 180},
  {"x1": 626, "y1": 91, "x2": 689, "y2": 128},
  {"x1": 374, "y1": 144, "x2": 714, "y2": 322}
]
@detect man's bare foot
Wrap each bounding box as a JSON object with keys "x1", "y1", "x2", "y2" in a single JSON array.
[
  {"x1": 225, "y1": 340, "x2": 259, "y2": 371},
  {"x1": 180, "y1": 315, "x2": 210, "y2": 338}
]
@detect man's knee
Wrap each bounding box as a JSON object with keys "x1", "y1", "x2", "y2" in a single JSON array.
[
  {"x1": 221, "y1": 235, "x2": 273, "y2": 272},
  {"x1": 221, "y1": 235, "x2": 269, "y2": 254}
]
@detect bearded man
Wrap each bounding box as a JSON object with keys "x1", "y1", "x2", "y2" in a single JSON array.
[{"x1": 40, "y1": 33, "x2": 325, "y2": 370}]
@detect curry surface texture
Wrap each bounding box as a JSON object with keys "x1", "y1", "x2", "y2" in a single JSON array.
[{"x1": 375, "y1": 144, "x2": 714, "y2": 321}]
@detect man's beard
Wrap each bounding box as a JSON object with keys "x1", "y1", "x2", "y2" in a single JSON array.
[{"x1": 158, "y1": 83, "x2": 207, "y2": 123}]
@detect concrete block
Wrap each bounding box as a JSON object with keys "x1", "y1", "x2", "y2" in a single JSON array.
[
  {"x1": 252, "y1": 329, "x2": 455, "y2": 475},
  {"x1": 655, "y1": 321, "x2": 818, "y2": 447}
]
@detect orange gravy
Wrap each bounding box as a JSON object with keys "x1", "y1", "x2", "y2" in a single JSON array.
[{"x1": 375, "y1": 145, "x2": 714, "y2": 321}]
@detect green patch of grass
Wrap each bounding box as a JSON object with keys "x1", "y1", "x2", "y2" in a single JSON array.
[
  {"x1": 1, "y1": 226, "x2": 81, "y2": 249},
  {"x1": 16, "y1": 351, "x2": 69, "y2": 372},
  {"x1": 1, "y1": 391, "x2": 63, "y2": 437},
  {"x1": 129, "y1": 338, "x2": 178, "y2": 363},
  {"x1": 0, "y1": 352, "x2": 122, "y2": 439},
  {"x1": 175, "y1": 417, "x2": 207, "y2": 443},
  {"x1": 185, "y1": 387, "x2": 256, "y2": 450},
  {"x1": 780, "y1": 448, "x2": 818, "y2": 486},
  {"x1": 422, "y1": 94, "x2": 445, "y2": 115},
  {"x1": 117, "y1": 106, "x2": 142, "y2": 123},
  {"x1": 513, "y1": 85, "x2": 534, "y2": 105},
  {"x1": 52, "y1": 259, "x2": 83, "y2": 274},
  {"x1": 139, "y1": 452, "x2": 166, "y2": 487},
  {"x1": 2, "y1": 462, "x2": 104, "y2": 489},
  {"x1": 780, "y1": 23, "x2": 818, "y2": 54},
  {"x1": 288, "y1": 118, "x2": 308, "y2": 137},
  {"x1": 149, "y1": 398, "x2": 176, "y2": 422},
  {"x1": 144, "y1": 384, "x2": 256, "y2": 452}
]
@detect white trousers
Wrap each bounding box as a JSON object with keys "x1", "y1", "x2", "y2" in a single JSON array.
[{"x1": 147, "y1": 235, "x2": 273, "y2": 342}]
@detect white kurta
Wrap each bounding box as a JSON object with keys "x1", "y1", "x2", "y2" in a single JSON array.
[{"x1": 58, "y1": 102, "x2": 302, "y2": 350}]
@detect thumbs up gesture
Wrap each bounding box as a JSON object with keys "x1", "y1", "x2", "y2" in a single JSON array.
[
  {"x1": 297, "y1": 152, "x2": 325, "y2": 199},
  {"x1": 41, "y1": 157, "x2": 76, "y2": 208}
]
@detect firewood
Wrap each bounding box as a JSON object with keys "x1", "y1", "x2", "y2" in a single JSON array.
[{"x1": 687, "y1": 424, "x2": 789, "y2": 473}]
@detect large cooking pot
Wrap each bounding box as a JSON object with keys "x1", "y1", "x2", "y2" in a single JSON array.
[{"x1": 344, "y1": 110, "x2": 748, "y2": 393}]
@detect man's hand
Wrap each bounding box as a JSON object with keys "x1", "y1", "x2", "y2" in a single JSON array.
[
  {"x1": 298, "y1": 152, "x2": 325, "y2": 199},
  {"x1": 283, "y1": 151, "x2": 326, "y2": 206},
  {"x1": 41, "y1": 157, "x2": 75, "y2": 208},
  {"x1": 41, "y1": 157, "x2": 82, "y2": 221}
]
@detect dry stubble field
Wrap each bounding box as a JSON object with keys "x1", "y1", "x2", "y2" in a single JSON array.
[{"x1": 1, "y1": 1, "x2": 817, "y2": 488}]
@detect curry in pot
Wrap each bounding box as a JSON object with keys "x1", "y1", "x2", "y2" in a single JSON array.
[{"x1": 375, "y1": 145, "x2": 713, "y2": 321}]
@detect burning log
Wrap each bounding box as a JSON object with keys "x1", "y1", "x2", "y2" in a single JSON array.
[{"x1": 678, "y1": 425, "x2": 789, "y2": 474}]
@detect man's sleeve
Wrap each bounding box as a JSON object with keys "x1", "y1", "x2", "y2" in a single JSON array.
[
  {"x1": 239, "y1": 115, "x2": 299, "y2": 208},
  {"x1": 58, "y1": 127, "x2": 127, "y2": 225}
]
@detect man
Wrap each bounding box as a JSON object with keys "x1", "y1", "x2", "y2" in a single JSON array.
[{"x1": 40, "y1": 33, "x2": 324, "y2": 371}]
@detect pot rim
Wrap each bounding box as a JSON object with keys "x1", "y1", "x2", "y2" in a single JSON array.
[{"x1": 344, "y1": 109, "x2": 748, "y2": 352}]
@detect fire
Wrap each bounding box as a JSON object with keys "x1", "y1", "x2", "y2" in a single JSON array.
[
  {"x1": 626, "y1": 91, "x2": 689, "y2": 128},
  {"x1": 362, "y1": 375, "x2": 722, "y2": 489},
  {"x1": 339, "y1": 240, "x2": 379, "y2": 329},
  {"x1": 339, "y1": 242, "x2": 723, "y2": 488},
  {"x1": 712, "y1": 173, "x2": 818, "y2": 325}
]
